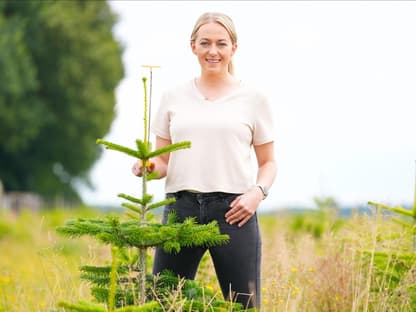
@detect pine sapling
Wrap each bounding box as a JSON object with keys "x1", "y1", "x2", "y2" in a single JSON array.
[
  {"x1": 56, "y1": 70, "x2": 251, "y2": 311},
  {"x1": 364, "y1": 162, "x2": 416, "y2": 305}
]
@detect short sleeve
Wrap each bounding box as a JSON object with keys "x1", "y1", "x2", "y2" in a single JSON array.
[
  {"x1": 151, "y1": 93, "x2": 171, "y2": 140},
  {"x1": 253, "y1": 95, "x2": 275, "y2": 146}
]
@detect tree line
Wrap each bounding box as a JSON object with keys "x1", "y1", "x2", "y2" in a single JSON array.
[{"x1": 0, "y1": 0, "x2": 124, "y2": 203}]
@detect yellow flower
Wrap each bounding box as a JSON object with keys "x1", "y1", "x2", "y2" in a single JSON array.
[
  {"x1": 291, "y1": 267, "x2": 298, "y2": 273},
  {"x1": 0, "y1": 276, "x2": 12, "y2": 283},
  {"x1": 8, "y1": 295, "x2": 16, "y2": 303}
]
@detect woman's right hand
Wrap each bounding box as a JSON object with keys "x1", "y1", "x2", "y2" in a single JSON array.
[
  {"x1": 132, "y1": 160, "x2": 155, "y2": 177},
  {"x1": 132, "y1": 136, "x2": 171, "y2": 179}
]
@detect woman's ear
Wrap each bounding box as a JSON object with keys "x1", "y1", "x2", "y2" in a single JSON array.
[
  {"x1": 231, "y1": 43, "x2": 238, "y2": 56},
  {"x1": 190, "y1": 41, "x2": 197, "y2": 55}
]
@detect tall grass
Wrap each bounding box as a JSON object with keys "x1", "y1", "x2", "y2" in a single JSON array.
[
  {"x1": 1, "y1": 206, "x2": 415, "y2": 311},
  {"x1": 259, "y1": 210, "x2": 416, "y2": 311},
  {"x1": 0, "y1": 207, "x2": 109, "y2": 312}
]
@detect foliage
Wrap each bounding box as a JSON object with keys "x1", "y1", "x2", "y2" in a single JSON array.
[
  {"x1": 0, "y1": 0, "x2": 123, "y2": 201},
  {"x1": 0, "y1": 217, "x2": 12, "y2": 239},
  {"x1": 0, "y1": 207, "x2": 107, "y2": 311},
  {"x1": 57, "y1": 215, "x2": 228, "y2": 253},
  {"x1": 372, "y1": 251, "x2": 416, "y2": 288},
  {"x1": 365, "y1": 176, "x2": 416, "y2": 309},
  {"x1": 74, "y1": 265, "x2": 246, "y2": 311},
  {"x1": 368, "y1": 169, "x2": 416, "y2": 247},
  {"x1": 58, "y1": 300, "x2": 160, "y2": 312},
  {"x1": 289, "y1": 196, "x2": 344, "y2": 238},
  {"x1": 4, "y1": 207, "x2": 416, "y2": 311}
]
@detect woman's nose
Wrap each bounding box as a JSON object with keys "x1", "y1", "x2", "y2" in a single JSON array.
[{"x1": 208, "y1": 44, "x2": 218, "y2": 55}]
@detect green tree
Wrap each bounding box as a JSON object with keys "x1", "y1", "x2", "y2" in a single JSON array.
[
  {"x1": 56, "y1": 77, "x2": 248, "y2": 312},
  {"x1": 0, "y1": 0, "x2": 123, "y2": 202}
]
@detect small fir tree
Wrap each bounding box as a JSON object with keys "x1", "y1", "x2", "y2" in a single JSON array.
[
  {"x1": 57, "y1": 73, "x2": 252, "y2": 311},
  {"x1": 365, "y1": 164, "x2": 416, "y2": 309},
  {"x1": 368, "y1": 163, "x2": 416, "y2": 252}
]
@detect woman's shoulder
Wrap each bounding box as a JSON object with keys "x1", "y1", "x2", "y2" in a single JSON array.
[{"x1": 238, "y1": 80, "x2": 269, "y2": 102}]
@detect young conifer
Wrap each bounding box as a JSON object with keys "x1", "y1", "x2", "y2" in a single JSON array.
[
  {"x1": 57, "y1": 71, "x2": 252, "y2": 311},
  {"x1": 365, "y1": 164, "x2": 416, "y2": 306}
]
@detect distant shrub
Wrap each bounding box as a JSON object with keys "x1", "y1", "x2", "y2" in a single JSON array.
[
  {"x1": 0, "y1": 219, "x2": 12, "y2": 239},
  {"x1": 289, "y1": 199, "x2": 345, "y2": 239},
  {"x1": 290, "y1": 211, "x2": 324, "y2": 238}
]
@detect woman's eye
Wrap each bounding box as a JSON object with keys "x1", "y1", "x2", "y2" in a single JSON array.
[{"x1": 200, "y1": 42, "x2": 209, "y2": 46}]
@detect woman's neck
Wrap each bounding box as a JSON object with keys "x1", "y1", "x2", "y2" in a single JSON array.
[
  {"x1": 198, "y1": 72, "x2": 237, "y2": 88},
  {"x1": 195, "y1": 73, "x2": 240, "y2": 101}
]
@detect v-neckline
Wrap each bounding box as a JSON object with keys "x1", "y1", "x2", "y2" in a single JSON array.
[{"x1": 191, "y1": 78, "x2": 242, "y2": 103}]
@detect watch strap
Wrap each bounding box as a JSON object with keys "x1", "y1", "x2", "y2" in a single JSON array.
[{"x1": 256, "y1": 184, "x2": 268, "y2": 199}]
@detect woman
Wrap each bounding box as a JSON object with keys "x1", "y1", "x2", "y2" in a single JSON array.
[{"x1": 132, "y1": 12, "x2": 276, "y2": 309}]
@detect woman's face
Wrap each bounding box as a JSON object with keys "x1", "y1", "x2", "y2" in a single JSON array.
[{"x1": 191, "y1": 22, "x2": 237, "y2": 75}]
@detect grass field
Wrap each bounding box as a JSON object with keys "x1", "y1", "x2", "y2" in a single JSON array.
[{"x1": 0, "y1": 204, "x2": 415, "y2": 311}]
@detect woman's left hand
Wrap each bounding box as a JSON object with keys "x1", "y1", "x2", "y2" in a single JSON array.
[{"x1": 225, "y1": 187, "x2": 263, "y2": 227}]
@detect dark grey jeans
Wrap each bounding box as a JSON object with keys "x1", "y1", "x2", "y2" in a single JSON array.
[{"x1": 152, "y1": 191, "x2": 262, "y2": 309}]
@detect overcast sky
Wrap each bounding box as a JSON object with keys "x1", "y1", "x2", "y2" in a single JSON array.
[{"x1": 79, "y1": 1, "x2": 416, "y2": 211}]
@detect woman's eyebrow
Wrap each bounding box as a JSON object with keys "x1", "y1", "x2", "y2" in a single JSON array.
[{"x1": 199, "y1": 38, "x2": 228, "y2": 42}]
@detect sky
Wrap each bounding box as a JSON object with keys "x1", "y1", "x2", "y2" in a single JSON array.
[{"x1": 79, "y1": 1, "x2": 416, "y2": 211}]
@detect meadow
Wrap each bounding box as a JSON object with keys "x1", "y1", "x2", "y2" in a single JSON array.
[{"x1": 0, "y1": 203, "x2": 415, "y2": 312}]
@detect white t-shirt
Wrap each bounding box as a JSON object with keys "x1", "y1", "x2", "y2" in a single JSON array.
[{"x1": 151, "y1": 79, "x2": 275, "y2": 194}]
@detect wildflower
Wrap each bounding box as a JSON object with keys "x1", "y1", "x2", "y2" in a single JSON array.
[
  {"x1": 0, "y1": 276, "x2": 11, "y2": 284},
  {"x1": 291, "y1": 267, "x2": 298, "y2": 273}
]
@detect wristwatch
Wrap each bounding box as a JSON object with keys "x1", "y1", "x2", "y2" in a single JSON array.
[{"x1": 256, "y1": 184, "x2": 269, "y2": 199}]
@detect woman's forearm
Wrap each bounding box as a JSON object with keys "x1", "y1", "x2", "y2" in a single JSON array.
[{"x1": 256, "y1": 160, "x2": 276, "y2": 189}]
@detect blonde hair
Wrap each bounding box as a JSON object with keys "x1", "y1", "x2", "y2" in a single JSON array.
[{"x1": 190, "y1": 12, "x2": 238, "y2": 75}]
